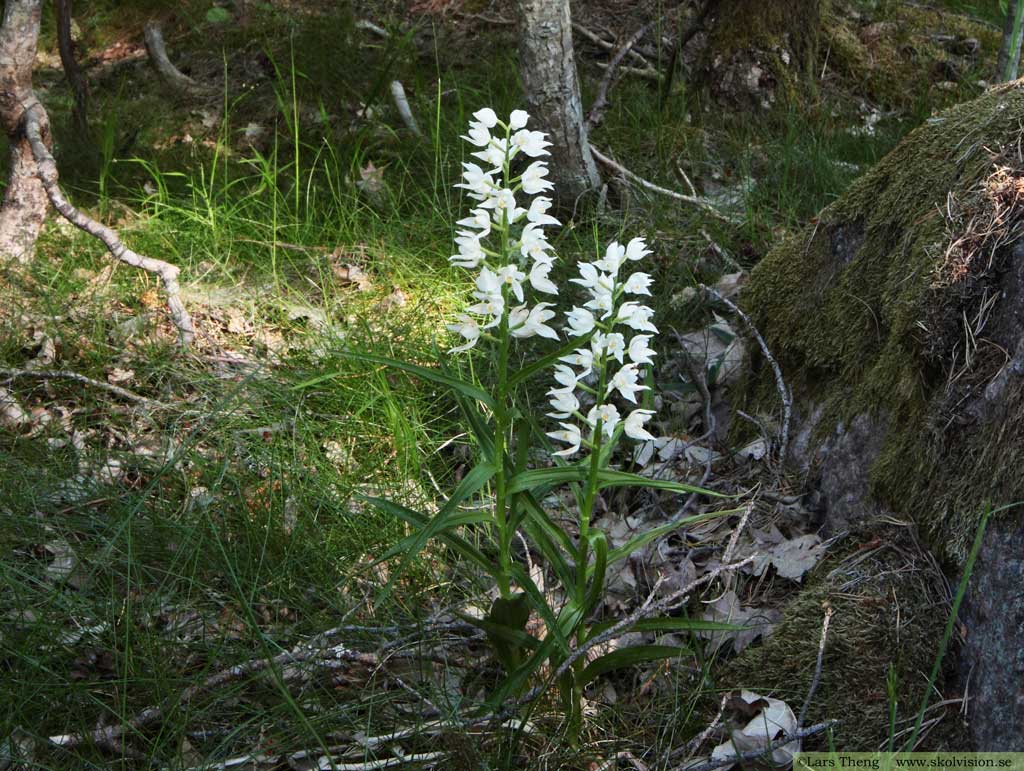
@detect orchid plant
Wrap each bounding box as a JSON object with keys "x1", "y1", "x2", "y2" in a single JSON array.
[{"x1": 330, "y1": 108, "x2": 730, "y2": 737}]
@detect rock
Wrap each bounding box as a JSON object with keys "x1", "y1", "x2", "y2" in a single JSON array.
[{"x1": 742, "y1": 83, "x2": 1024, "y2": 749}]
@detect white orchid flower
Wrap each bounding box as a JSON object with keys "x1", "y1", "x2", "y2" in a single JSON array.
[
  {"x1": 594, "y1": 241, "x2": 627, "y2": 274},
  {"x1": 607, "y1": 363, "x2": 648, "y2": 403},
  {"x1": 624, "y1": 409, "x2": 656, "y2": 441},
  {"x1": 472, "y1": 138, "x2": 508, "y2": 171},
  {"x1": 510, "y1": 303, "x2": 558, "y2": 339},
  {"x1": 571, "y1": 263, "x2": 614, "y2": 293},
  {"x1": 520, "y1": 161, "x2": 553, "y2": 195},
  {"x1": 461, "y1": 120, "x2": 492, "y2": 148},
  {"x1": 603, "y1": 332, "x2": 626, "y2": 363},
  {"x1": 586, "y1": 404, "x2": 620, "y2": 438},
  {"x1": 446, "y1": 315, "x2": 481, "y2": 353},
  {"x1": 519, "y1": 223, "x2": 553, "y2": 262},
  {"x1": 584, "y1": 288, "x2": 615, "y2": 319},
  {"x1": 511, "y1": 129, "x2": 551, "y2": 158},
  {"x1": 472, "y1": 107, "x2": 499, "y2": 128},
  {"x1": 481, "y1": 187, "x2": 517, "y2": 219},
  {"x1": 550, "y1": 364, "x2": 580, "y2": 394},
  {"x1": 475, "y1": 266, "x2": 501, "y2": 296},
  {"x1": 627, "y1": 335, "x2": 656, "y2": 366},
  {"x1": 509, "y1": 109, "x2": 529, "y2": 130},
  {"x1": 566, "y1": 307, "x2": 596, "y2": 336},
  {"x1": 625, "y1": 236, "x2": 651, "y2": 261},
  {"x1": 450, "y1": 231, "x2": 485, "y2": 268},
  {"x1": 547, "y1": 422, "x2": 582, "y2": 457},
  {"x1": 529, "y1": 261, "x2": 559, "y2": 295},
  {"x1": 559, "y1": 347, "x2": 593, "y2": 376},
  {"x1": 623, "y1": 271, "x2": 653, "y2": 295},
  {"x1": 527, "y1": 196, "x2": 560, "y2": 226},
  {"x1": 616, "y1": 301, "x2": 658, "y2": 333},
  {"x1": 455, "y1": 163, "x2": 495, "y2": 199},
  {"x1": 546, "y1": 390, "x2": 579, "y2": 419},
  {"x1": 496, "y1": 264, "x2": 527, "y2": 303},
  {"x1": 467, "y1": 296, "x2": 504, "y2": 328},
  {"x1": 456, "y1": 208, "x2": 492, "y2": 237}
]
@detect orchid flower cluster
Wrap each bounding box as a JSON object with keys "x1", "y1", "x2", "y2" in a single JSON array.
[
  {"x1": 446, "y1": 107, "x2": 561, "y2": 352},
  {"x1": 446, "y1": 108, "x2": 660, "y2": 463},
  {"x1": 545, "y1": 237, "x2": 659, "y2": 458}
]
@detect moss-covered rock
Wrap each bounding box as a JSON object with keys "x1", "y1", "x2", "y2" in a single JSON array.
[{"x1": 741, "y1": 81, "x2": 1024, "y2": 749}]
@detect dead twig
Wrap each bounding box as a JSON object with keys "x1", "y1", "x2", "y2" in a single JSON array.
[
  {"x1": 699, "y1": 284, "x2": 791, "y2": 467},
  {"x1": 0, "y1": 368, "x2": 170, "y2": 408},
  {"x1": 390, "y1": 80, "x2": 422, "y2": 137},
  {"x1": 799, "y1": 605, "x2": 834, "y2": 727},
  {"x1": 22, "y1": 100, "x2": 195, "y2": 345},
  {"x1": 355, "y1": 19, "x2": 390, "y2": 38},
  {"x1": 587, "y1": 22, "x2": 654, "y2": 129},
  {"x1": 589, "y1": 146, "x2": 731, "y2": 222}
]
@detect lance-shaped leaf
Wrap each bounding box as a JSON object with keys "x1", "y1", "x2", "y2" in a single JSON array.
[
  {"x1": 578, "y1": 644, "x2": 691, "y2": 686},
  {"x1": 294, "y1": 351, "x2": 495, "y2": 409}
]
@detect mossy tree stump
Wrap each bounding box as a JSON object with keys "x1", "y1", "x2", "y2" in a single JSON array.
[{"x1": 741, "y1": 82, "x2": 1024, "y2": 750}]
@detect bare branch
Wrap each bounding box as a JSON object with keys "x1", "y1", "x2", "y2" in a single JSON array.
[
  {"x1": 390, "y1": 80, "x2": 422, "y2": 137},
  {"x1": 799, "y1": 606, "x2": 835, "y2": 727},
  {"x1": 589, "y1": 145, "x2": 732, "y2": 222},
  {"x1": 0, "y1": 368, "x2": 170, "y2": 408},
  {"x1": 22, "y1": 101, "x2": 195, "y2": 345},
  {"x1": 143, "y1": 22, "x2": 210, "y2": 96},
  {"x1": 587, "y1": 22, "x2": 654, "y2": 129},
  {"x1": 699, "y1": 284, "x2": 791, "y2": 466},
  {"x1": 355, "y1": 19, "x2": 390, "y2": 38}
]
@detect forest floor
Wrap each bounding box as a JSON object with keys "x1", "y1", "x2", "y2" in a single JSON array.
[{"x1": 0, "y1": 0, "x2": 1007, "y2": 768}]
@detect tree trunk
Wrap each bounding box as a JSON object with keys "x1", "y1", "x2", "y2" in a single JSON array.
[
  {"x1": 0, "y1": 0, "x2": 47, "y2": 264},
  {"x1": 996, "y1": 0, "x2": 1024, "y2": 83},
  {"x1": 55, "y1": 0, "x2": 88, "y2": 130},
  {"x1": 516, "y1": 0, "x2": 600, "y2": 212},
  {"x1": 697, "y1": 0, "x2": 823, "y2": 108}
]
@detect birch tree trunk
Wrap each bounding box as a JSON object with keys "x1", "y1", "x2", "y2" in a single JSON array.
[
  {"x1": 0, "y1": 0, "x2": 47, "y2": 264},
  {"x1": 517, "y1": 0, "x2": 600, "y2": 211}
]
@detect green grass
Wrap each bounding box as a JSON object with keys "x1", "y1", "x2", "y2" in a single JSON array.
[{"x1": 0, "y1": 0, "x2": 1001, "y2": 766}]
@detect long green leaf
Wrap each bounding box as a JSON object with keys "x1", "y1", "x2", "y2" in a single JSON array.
[
  {"x1": 507, "y1": 465, "x2": 588, "y2": 494},
  {"x1": 631, "y1": 617, "x2": 741, "y2": 634},
  {"x1": 510, "y1": 564, "x2": 570, "y2": 654},
  {"x1": 293, "y1": 351, "x2": 495, "y2": 409},
  {"x1": 578, "y1": 645, "x2": 691, "y2": 686},
  {"x1": 377, "y1": 509, "x2": 492, "y2": 562},
  {"x1": 508, "y1": 330, "x2": 594, "y2": 388},
  {"x1": 360, "y1": 496, "x2": 497, "y2": 579},
  {"x1": 606, "y1": 507, "x2": 741, "y2": 564},
  {"x1": 596, "y1": 468, "x2": 729, "y2": 497}
]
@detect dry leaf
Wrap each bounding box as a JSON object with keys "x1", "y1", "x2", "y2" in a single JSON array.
[
  {"x1": 698, "y1": 590, "x2": 780, "y2": 653},
  {"x1": 711, "y1": 690, "x2": 800, "y2": 767},
  {"x1": 106, "y1": 368, "x2": 134, "y2": 385}
]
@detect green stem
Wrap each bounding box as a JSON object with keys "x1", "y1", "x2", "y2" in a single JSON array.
[
  {"x1": 575, "y1": 349, "x2": 609, "y2": 602},
  {"x1": 491, "y1": 129, "x2": 515, "y2": 600}
]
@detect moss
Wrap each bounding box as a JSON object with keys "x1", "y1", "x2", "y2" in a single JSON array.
[
  {"x1": 704, "y1": 0, "x2": 825, "y2": 74},
  {"x1": 825, "y1": 5, "x2": 1001, "y2": 111},
  {"x1": 744, "y1": 83, "x2": 1024, "y2": 562},
  {"x1": 720, "y1": 528, "x2": 970, "y2": 749}
]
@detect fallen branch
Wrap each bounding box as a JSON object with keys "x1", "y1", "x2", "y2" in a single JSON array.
[
  {"x1": 0, "y1": 368, "x2": 169, "y2": 408},
  {"x1": 699, "y1": 284, "x2": 791, "y2": 466},
  {"x1": 355, "y1": 19, "x2": 390, "y2": 38},
  {"x1": 589, "y1": 145, "x2": 731, "y2": 222},
  {"x1": 595, "y1": 61, "x2": 662, "y2": 82},
  {"x1": 22, "y1": 100, "x2": 195, "y2": 345},
  {"x1": 572, "y1": 22, "x2": 652, "y2": 68},
  {"x1": 143, "y1": 22, "x2": 209, "y2": 96},
  {"x1": 390, "y1": 80, "x2": 422, "y2": 137},
  {"x1": 587, "y1": 22, "x2": 654, "y2": 129}
]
